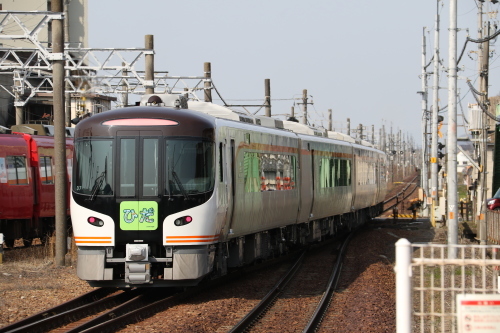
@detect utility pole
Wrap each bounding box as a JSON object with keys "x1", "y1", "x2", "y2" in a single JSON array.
[
  {"x1": 302, "y1": 89, "x2": 308, "y2": 125},
  {"x1": 145, "y1": 35, "x2": 154, "y2": 95},
  {"x1": 265, "y1": 79, "x2": 271, "y2": 117},
  {"x1": 347, "y1": 118, "x2": 351, "y2": 136},
  {"x1": 204, "y1": 62, "x2": 212, "y2": 103},
  {"x1": 52, "y1": 0, "x2": 67, "y2": 267},
  {"x1": 420, "y1": 27, "x2": 430, "y2": 217},
  {"x1": 447, "y1": 0, "x2": 458, "y2": 255},
  {"x1": 477, "y1": 3, "x2": 490, "y2": 245},
  {"x1": 431, "y1": 0, "x2": 441, "y2": 210}
]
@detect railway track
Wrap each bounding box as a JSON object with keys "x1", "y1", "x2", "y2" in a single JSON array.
[
  {"x1": 0, "y1": 288, "x2": 178, "y2": 333},
  {"x1": 381, "y1": 173, "x2": 420, "y2": 215},
  {"x1": 228, "y1": 233, "x2": 353, "y2": 333}
]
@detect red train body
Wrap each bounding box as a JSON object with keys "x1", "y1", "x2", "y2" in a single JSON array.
[{"x1": 0, "y1": 132, "x2": 73, "y2": 247}]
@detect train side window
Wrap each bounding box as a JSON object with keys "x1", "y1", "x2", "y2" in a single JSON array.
[
  {"x1": 40, "y1": 156, "x2": 54, "y2": 184},
  {"x1": 6, "y1": 156, "x2": 28, "y2": 185}
]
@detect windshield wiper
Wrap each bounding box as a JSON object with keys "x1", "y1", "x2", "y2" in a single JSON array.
[
  {"x1": 87, "y1": 156, "x2": 107, "y2": 202},
  {"x1": 87, "y1": 172, "x2": 104, "y2": 201},
  {"x1": 171, "y1": 170, "x2": 188, "y2": 200}
]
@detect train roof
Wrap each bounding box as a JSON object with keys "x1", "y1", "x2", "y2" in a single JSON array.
[{"x1": 139, "y1": 94, "x2": 370, "y2": 147}]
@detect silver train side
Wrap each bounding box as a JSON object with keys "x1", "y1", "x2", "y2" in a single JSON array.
[{"x1": 71, "y1": 96, "x2": 388, "y2": 287}]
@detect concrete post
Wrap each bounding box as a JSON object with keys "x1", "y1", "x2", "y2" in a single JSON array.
[
  {"x1": 328, "y1": 109, "x2": 332, "y2": 131},
  {"x1": 204, "y1": 62, "x2": 212, "y2": 103},
  {"x1": 265, "y1": 79, "x2": 271, "y2": 117},
  {"x1": 302, "y1": 89, "x2": 308, "y2": 125},
  {"x1": 52, "y1": 0, "x2": 68, "y2": 267},
  {"x1": 145, "y1": 35, "x2": 154, "y2": 95}
]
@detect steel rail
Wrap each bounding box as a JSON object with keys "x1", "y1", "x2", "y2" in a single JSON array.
[
  {"x1": 0, "y1": 287, "x2": 115, "y2": 333},
  {"x1": 228, "y1": 251, "x2": 307, "y2": 333},
  {"x1": 302, "y1": 232, "x2": 354, "y2": 333}
]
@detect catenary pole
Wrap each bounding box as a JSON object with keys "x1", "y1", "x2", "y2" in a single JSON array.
[
  {"x1": 204, "y1": 62, "x2": 212, "y2": 103},
  {"x1": 447, "y1": 0, "x2": 458, "y2": 256},
  {"x1": 302, "y1": 89, "x2": 308, "y2": 125},
  {"x1": 265, "y1": 79, "x2": 271, "y2": 117},
  {"x1": 431, "y1": 1, "x2": 440, "y2": 207},
  {"x1": 328, "y1": 109, "x2": 332, "y2": 131},
  {"x1": 53, "y1": 0, "x2": 67, "y2": 266},
  {"x1": 420, "y1": 27, "x2": 430, "y2": 216},
  {"x1": 145, "y1": 35, "x2": 154, "y2": 95}
]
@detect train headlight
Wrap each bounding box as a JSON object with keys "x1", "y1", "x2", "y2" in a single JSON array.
[
  {"x1": 87, "y1": 216, "x2": 104, "y2": 227},
  {"x1": 174, "y1": 216, "x2": 193, "y2": 226}
]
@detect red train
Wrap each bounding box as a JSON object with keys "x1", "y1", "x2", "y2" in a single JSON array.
[{"x1": 0, "y1": 125, "x2": 73, "y2": 247}]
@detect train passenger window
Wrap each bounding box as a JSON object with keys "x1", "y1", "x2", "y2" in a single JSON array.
[
  {"x1": 40, "y1": 156, "x2": 53, "y2": 184},
  {"x1": 6, "y1": 156, "x2": 28, "y2": 185},
  {"x1": 248, "y1": 153, "x2": 296, "y2": 192},
  {"x1": 120, "y1": 139, "x2": 136, "y2": 197},
  {"x1": 244, "y1": 152, "x2": 260, "y2": 192},
  {"x1": 142, "y1": 139, "x2": 158, "y2": 197}
]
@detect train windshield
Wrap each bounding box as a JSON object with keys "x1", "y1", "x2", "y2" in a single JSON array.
[
  {"x1": 73, "y1": 140, "x2": 114, "y2": 196},
  {"x1": 165, "y1": 138, "x2": 214, "y2": 195}
]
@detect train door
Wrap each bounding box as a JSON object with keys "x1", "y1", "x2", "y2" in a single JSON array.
[
  {"x1": 225, "y1": 139, "x2": 236, "y2": 234},
  {"x1": 117, "y1": 131, "x2": 161, "y2": 234}
]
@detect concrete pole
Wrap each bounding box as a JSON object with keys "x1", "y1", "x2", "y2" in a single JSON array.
[
  {"x1": 52, "y1": 0, "x2": 67, "y2": 267},
  {"x1": 347, "y1": 118, "x2": 350, "y2": 136},
  {"x1": 421, "y1": 27, "x2": 430, "y2": 216},
  {"x1": 14, "y1": 73, "x2": 23, "y2": 125},
  {"x1": 64, "y1": 0, "x2": 71, "y2": 127},
  {"x1": 328, "y1": 109, "x2": 332, "y2": 131},
  {"x1": 204, "y1": 62, "x2": 212, "y2": 103},
  {"x1": 478, "y1": 22, "x2": 490, "y2": 245},
  {"x1": 302, "y1": 89, "x2": 308, "y2": 125},
  {"x1": 372, "y1": 125, "x2": 375, "y2": 144},
  {"x1": 431, "y1": 2, "x2": 440, "y2": 204},
  {"x1": 145, "y1": 35, "x2": 154, "y2": 95},
  {"x1": 122, "y1": 62, "x2": 128, "y2": 107},
  {"x1": 447, "y1": 0, "x2": 458, "y2": 255},
  {"x1": 265, "y1": 79, "x2": 271, "y2": 117}
]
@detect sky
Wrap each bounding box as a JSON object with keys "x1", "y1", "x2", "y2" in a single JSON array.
[{"x1": 88, "y1": 0, "x2": 500, "y2": 147}]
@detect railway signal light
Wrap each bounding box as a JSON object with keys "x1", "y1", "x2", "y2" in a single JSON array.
[{"x1": 437, "y1": 142, "x2": 445, "y2": 159}]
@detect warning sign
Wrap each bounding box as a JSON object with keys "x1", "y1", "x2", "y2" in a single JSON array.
[{"x1": 457, "y1": 294, "x2": 500, "y2": 332}]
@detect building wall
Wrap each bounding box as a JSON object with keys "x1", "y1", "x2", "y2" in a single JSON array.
[{"x1": 1, "y1": 0, "x2": 88, "y2": 48}]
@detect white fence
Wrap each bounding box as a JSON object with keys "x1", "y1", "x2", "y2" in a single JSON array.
[{"x1": 396, "y1": 239, "x2": 500, "y2": 333}]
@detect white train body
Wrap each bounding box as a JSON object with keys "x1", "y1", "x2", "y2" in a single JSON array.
[{"x1": 71, "y1": 95, "x2": 387, "y2": 287}]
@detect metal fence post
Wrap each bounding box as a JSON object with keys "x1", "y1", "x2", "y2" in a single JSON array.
[{"x1": 395, "y1": 238, "x2": 412, "y2": 333}]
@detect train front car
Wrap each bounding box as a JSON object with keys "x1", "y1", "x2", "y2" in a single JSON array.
[{"x1": 71, "y1": 106, "x2": 218, "y2": 287}]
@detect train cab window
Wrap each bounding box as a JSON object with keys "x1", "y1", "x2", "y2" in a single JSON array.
[
  {"x1": 6, "y1": 156, "x2": 28, "y2": 185},
  {"x1": 74, "y1": 140, "x2": 113, "y2": 195},
  {"x1": 165, "y1": 139, "x2": 214, "y2": 195},
  {"x1": 40, "y1": 156, "x2": 53, "y2": 184},
  {"x1": 120, "y1": 139, "x2": 136, "y2": 197},
  {"x1": 142, "y1": 139, "x2": 158, "y2": 197}
]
